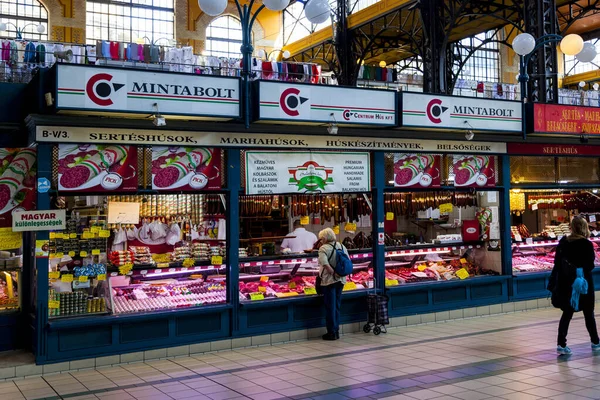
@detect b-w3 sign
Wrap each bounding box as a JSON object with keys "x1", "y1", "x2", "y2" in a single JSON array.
[{"x1": 257, "y1": 81, "x2": 397, "y2": 127}]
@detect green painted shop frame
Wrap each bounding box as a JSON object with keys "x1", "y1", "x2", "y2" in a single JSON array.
[{"x1": 28, "y1": 139, "x2": 517, "y2": 364}]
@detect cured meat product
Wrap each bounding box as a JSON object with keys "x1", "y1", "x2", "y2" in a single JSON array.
[
  {"x1": 0, "y1": 148, "x2": 35, "y2": 210},
  {"x1": 60, "y1": 146, "x2": 127, "y2": 188},
  {"x1": 153, "y1": 149, "x2": 212, "y2": 188}
]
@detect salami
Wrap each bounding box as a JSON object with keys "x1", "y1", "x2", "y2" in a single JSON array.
[
  {"x1": 60, "y1": 145, "x2": 128, "y2": 189},
  {"x1": 0, "y1": 148, "x2": 36, "y2": 210},
  {"x1": 153, "y1": 148, "x2": 213, "y2": 188}
]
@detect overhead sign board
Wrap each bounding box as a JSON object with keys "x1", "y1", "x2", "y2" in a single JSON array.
[
  {"x1": 35, "y1": 126, "x2": 507, "y2": 153},
  {"x1": 401, "y1": 93, "x2": 522, "y2": 132},
  {"x1": 55, "y1": 64, "x2": 240, "y2": 119},
  {"x1": 533, "y1": 103, "x2": 600, "y2": 135},
  {"x1": 256, "y1": 81, "x2": 397, "y2": 126},
  {"x1": 507, "y1": 143, "x2": 600, "y2": 156}
]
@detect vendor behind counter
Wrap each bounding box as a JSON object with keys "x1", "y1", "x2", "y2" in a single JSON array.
[{"x1": 281, "y1": 220, "x2": 318, "y2": 254}]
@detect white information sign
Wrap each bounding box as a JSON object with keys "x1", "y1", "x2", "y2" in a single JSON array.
[
  {"x1": 12, "y1": 210, "x2": 66, "y2": 232},
  {"x1": 245, "y1": 151, "x2": 370, "y2": 195},
  {"x1": 107, "y1": 202, "x2": 140, "y2": 224}
]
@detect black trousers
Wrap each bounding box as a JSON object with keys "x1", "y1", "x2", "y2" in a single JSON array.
[{"x1": 558, "y1": 306, "x2": 600, "y2": 347}]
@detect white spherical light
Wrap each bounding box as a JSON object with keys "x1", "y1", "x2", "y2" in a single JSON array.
[
  {"x1": 36, "y1": 24, "x2": 45, "y2": 33},
  {"x1": 594, "y1": 83, "x2": 599, "y2": 91},
  {"x1": 198, "y1": 0, "x2": 227, "y2": 16},
  {"x1": 512, "y1": 33, "x2": 536, "y2": 56},
  {"x1": 580, "y1": 81, "x2": 586, "y2": 88},
  {"x1": 304, "y1": 0, "x2": 330, "y2": 24},
  {"x1": 257, "y1": 49, "x2": 266, "y2": 58},
  {"x1": 561, "y1": 34, "x2": 584, "y2": 56},
  {"x1": 263, "y1": 0, "x2": 289, "y2": 11},
  {"x1": 282, "y1": 50, "x2": 290, "y2": 59},
  {"x1": 576, "y1": 42, "x2": 597, "y2": 63}
]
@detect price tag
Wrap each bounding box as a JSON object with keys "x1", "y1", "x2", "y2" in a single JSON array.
[
  {"x1": 590, "y1": 215, "x2": 597, "y2": 223},
  {"x1": 268, "y1": 261, "x2": 275, "y2": 265},
  {"x1": 260, "y1": 276, "x2": 269, "y2": 282},
  {"x1": 80, "y1": 251, "x2": 88, "y2": 257},
  {"x1": 48, "y1": 300, "x2": 60, "y2": 309},
  {"x1": 455, "y1": 268, "x2": 470, "y2": 280},
  {"x1": 385, "y1": 279, "x2": 399, "y2": 286},
  {"x1": 61, "y1": 274, "x2": 73, "y2": 283},
  {"x1": 531, "y1": 203, "x2": 539, "y2": 211},
  {"x1": 417, "y1": 265, "x2": 427, "y2": 271},
  {"x1": 412, "y1": 272, "x2": 428, "y2": 278},
  {"x1": 525, "y1": 238, "x2": 533, "y2": 245},
  {"x1": 300, "y1": 216, "x2": 310, "y2": 225},
  {"x1": 118, "y1": 264, "x2": 132, "y2": 275},
  {"x1": 69, "y1": 233, "x2": 77, "y2": 239},
  {"x1": 593, "y1": 230, "x2": 599, "y2": 237},
  {"x1": 258, "y1": 286, "x2": 267, "y2": 293},
  {"x1": 92, "y1": 249, "x2": 101, "y2": 255},
  {"x1": 250, "y1": 293, "x2": 264, "y2": 301},
  {"x1": 54, "y1": 233, "x2": 64, "y2": 239},
  {"x1": 78, "y1": 276, "x2": 88, "y2": 282},
  {"x1": 289, "y1": 282, "x2": 296, "y2": 289},
  {"x1": 304, "y1": 287, "x2": 317, "y2": 295},
  {"x1": 333, "y1": 225, "x2": 340, "y2": 235},
  {"x1": 460, "y1": 258, "x2": 467, "y2": 264},
  {"x1": 82, "y1": 232, "x2": 94, "y2": 239},
  {"x1": 343, "y1": 282, "x2": 357, "y2": 291},
  {"x1": 439, "y1": 203, "x2": 453, "y2": 213},
  {"x1": 169, "y1": 268, "x2": 176, "y2": 272},
  {"x1": 99, "y1": 230, "x2": 111, "y2": 238},
  {"x1": 48, "y1": 271, "x2": 60, "y2": 279},
  {"x1": 345, "y1": 223, "x2": 357, "y2": 232},
  {"x1": 49, "y1": 232, "x2": 56, "y2": 239},
  {"x1": 386, "y1": 212, "x2": 395, "y2": 221},
  {"x1": 514, "y1": 234, "x2": 522, "y2": 242},
  {"x1": 211, "y1": 255, "x2": 223, "y2": 265},
  {"x1": 548, "y1": 232, "x2": 557, "y2": 239},
  {"x1": 68, "y1": 251, "x2": 75, "y2": 257},
  {"x1": 90, "y1": 226, "x2": 100, "y2": 233},
  {"x1": 97, "y1": 274, "x2": 106, "y2": 281}
]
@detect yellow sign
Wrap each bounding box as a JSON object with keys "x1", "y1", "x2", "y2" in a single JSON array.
[
  {"x1": 61, "y1": 274, "x2": 73, "y2": 283},
  {"x1": 35, "y1": 240, "x2": 49, "y2": 257},
  {"x1": 460, "y1": 258, "x2": 467, "y2": 264},
  {"x1": 345, "y1": 223, "x2": 357, "y2": 232},
  {"x1": 48, "y1": 271, "x2": 60, "y2": 279},
  {"x1": 90, "y1": 226, "x2": 100, "y2": 233},
  {"x1": 304, "y1": 287, "x2": 317, "y2": 295},
  {"x1": 55, "y1": 252, "x2": 64, "y2": 259},
  {"x1": 82, "y1": 232, "x2": 94, "y2": 239},
  {"x1": 258, "y1": 286, "x2": 266, "y2": 293},
  {"x1": 91, "y1": 249, "x2": 101, "y2": 255},
  {"x1": 118, "y1": 264, "x2": 133, "y2": 275},
  {"x1": 97, "y1": 274, "x2": 106, "y2": 281},
  {"x1": 48, "y1": 300, "x2": 60, "y2": 309},
  {"x1": 455, "y1": 268, "x2": 470, "y2": 280},
  {"x1": 80, "y1": 251, "x2": 88, "y2": 257},
  {"x1": 99, "y1": 230, "x2": 110, "y2": 238},
  {"x1": 78, "y1": 276, "x2": 88, "y2": 282},
  {"x1": 0, "y1": 227, "x2": 22, "y2": 251},
  {"x1": 385, "y1": 279, "x2": 399, "y2": 286},
  {"x1": 68, "y1": 251, "x2": 75, "y2": 257},
  {"x1": 275, "y1": 292, "x2": 299, "y2": 297},
  {"x1": 386, "y1": 212, "x2": 395, "y2": 221},
  {"x1": 259, "y1": 276, "x2": 269, "y2": 282},
  {"x1": 343, "y1": 282, "x2": 357, "y2": 291},
  {"x1": 417, "y1": 265, "x2": 427, "y2": 271},
  {"x1": 439, "y1": 203, "x2": 453, "y2": 213},
  {"x1": 49, "y1": 232, "x2": 55, "y2": 239},
  {"x1": 250, "y1": 293, "x2": 264, "y2": 301},
  {"x1": 300, "y1": 216, "x2": 310, "y2": 225},
  {"x1": 333, "y1": 225, "x2": 340, "y2": 235},
  {"x1": 211, "y1": 255, "x2": 223, "y2": 265},
  {"x1": 54, "y1": 233, "x2": 64, "y2": 239},
  {"x1": 69, "y1": 233, "x2": 77, "y2": 239}
]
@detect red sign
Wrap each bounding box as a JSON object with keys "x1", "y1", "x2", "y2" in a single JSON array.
[
  {"x1": 452, "y1": 155, "x2": 496, "y2": 188},
  {"x1": 0, "y1": 148, "x2": 36, "y2": 228},
  {"x1": 393, "y1": 154, "x2": 441, "y2": 188},
  {"x1": 507, "y1": 143, "x2": 600, "y2": 156},
  {"x1": 534, "y1": 104, "x2": 600, "y2": 135},
  {"x1": 58, "y1": 144, "x2": 138, "y2": 192},
  {"x1": 151, "y1": 147, "x2": 221, "y2": 191}
]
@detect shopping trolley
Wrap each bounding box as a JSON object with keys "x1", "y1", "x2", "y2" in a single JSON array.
[{"x1": 363, "y1": 281, "x2": 389, "y2": 335}]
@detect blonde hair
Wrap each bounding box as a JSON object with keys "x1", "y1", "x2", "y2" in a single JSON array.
[
  {"x1": 570, "y1": 215, "x2": 590, "y2": 238},
  {"x1": 318, "y1": 228, "x2": 336, "y2": 242}
]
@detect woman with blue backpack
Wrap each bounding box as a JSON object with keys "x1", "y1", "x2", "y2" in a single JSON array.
[
  {"x1": 549, "y1": 215, "x2": 600, "y2": 355},
  {"x1": 317, "y1": 228, "x2": 352, "y2": 341}
]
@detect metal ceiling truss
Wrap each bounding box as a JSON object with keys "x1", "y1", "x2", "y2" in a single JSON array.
[{"x1": 557, "y1": 0, "x2": 600, "y2": 34}]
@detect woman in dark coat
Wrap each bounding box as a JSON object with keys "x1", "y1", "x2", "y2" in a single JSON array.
[{"x1": 550, "y1": 215, "x2": 600, "y2": 355}]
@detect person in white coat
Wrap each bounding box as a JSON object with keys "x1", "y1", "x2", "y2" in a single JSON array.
[{"x1": 281, "y1": 220, "x2": 317, "y2": 254}]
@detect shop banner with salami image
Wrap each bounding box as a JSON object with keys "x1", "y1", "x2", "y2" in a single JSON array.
[
  {"x1": 151, "y1": 147, "x2": 221, "y2": 191},
  {"x1": 0, "y1": 148, "x2": 36, "y2": 228},
  {"x1": 58, "y1": 145, "x2": 137, "y2": 192},
  {"x1": 452, "y1": 155, "x2": 496, "y2": 187},
  {"x1": 393, "y1": 154, "x2": 441, "y2": 188}
]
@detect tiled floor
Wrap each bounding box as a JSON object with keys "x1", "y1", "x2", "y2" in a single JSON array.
[{"x1": 4, "y1": 307, "x2": 600, "y2": 399}]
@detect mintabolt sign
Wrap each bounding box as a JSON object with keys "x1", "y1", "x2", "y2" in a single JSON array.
[
  {"x1": 56, "y1": 65, "x2": 240, "y2": 119},
  {"x1": 257, "y1": 81, "x2": 396, "y2": 126},
  {"x1": 401, "y1": 93, "x2": 522, "y2": 132},
  {"x1": 245, "y1": 151, "x2": 370, "y2": 194},
  {"x1": 35, "y1": 126, "x2": 507, "y2": 153},
  {"x1": 533, "y1": 104, "x2": 600, "y2": 135},
  {"x1": 12, "y1": 210, "x2": 66, "y2": 232}
]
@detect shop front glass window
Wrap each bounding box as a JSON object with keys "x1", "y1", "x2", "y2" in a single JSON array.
[
  {"x1": 86, "y1": 0, "x2": 174, "y2": 44},
  {"x1": 0, "y1": 0, "x2": 48, "y2": 40}
]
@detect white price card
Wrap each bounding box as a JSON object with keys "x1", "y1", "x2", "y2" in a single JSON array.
[
  {"x1": 590, "y1": 215, "x2": 597, "y2": 223},
  {"x1": 525, "y1": 238, "x2": 533, "y2": 245},
  {"x1": 531, "y1": 203, "x2": 538, "y2": 211},
  {"x1": 548, "y1": 232, "x2": 556, "y2": 239},
  {"x1": 514, "y1": 234, "x2": 522, "y2": 242}
]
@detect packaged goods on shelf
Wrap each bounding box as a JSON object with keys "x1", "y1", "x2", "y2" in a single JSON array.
[{"x1": 109, "y1": 250, "x2": 134, "y2": 266}]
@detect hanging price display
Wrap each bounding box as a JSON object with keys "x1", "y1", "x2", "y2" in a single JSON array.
[
  {"x1": 439, "y1": 203, "x2": 453, "y2": 213},
  {"x1": 386, "y1": 212, "x2": 394, "y2": 221},
  {"x1": 300, "y1": 216, "x2": 310, "y2": 225},
  {"x1": 48, "y1": 271, "x2": 60, "y2": 279}
]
